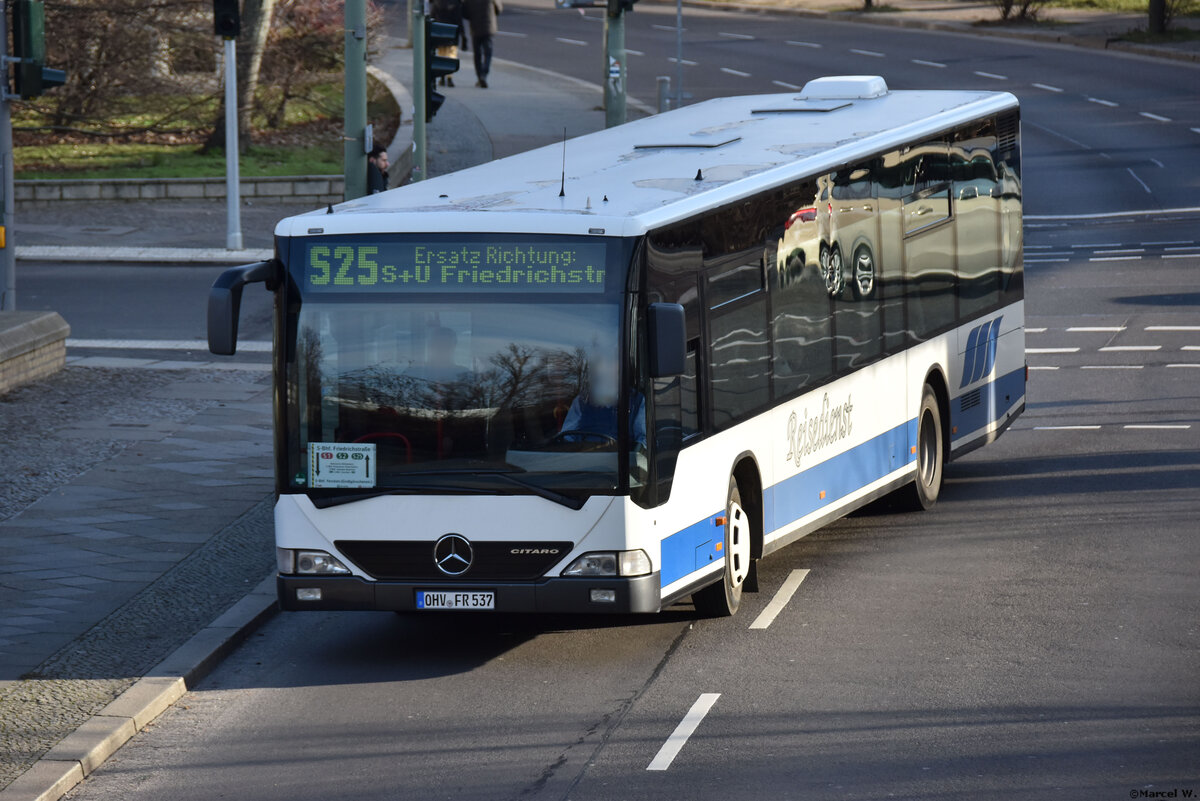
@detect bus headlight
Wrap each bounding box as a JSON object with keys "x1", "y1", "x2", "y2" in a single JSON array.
[
  {"x1": 562, "y1": 550, "x2": 652, "y2": 578},
  {"x1": 563, "y1": 552, "x2": 617, "y2": 577},
  {"x1": 293, "y1": 550, "x2": 352, "y2": 575}
]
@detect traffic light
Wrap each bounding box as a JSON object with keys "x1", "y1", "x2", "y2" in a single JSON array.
[
  {"x1": 425, "y1": 21, "x2": 460, "y2": 122},
  {"x1": 11, "y1": 0, "x2": 66, "y2": 99},
  {"x1": 213, "y1": 0, "x2": 241, "y2": 38}
]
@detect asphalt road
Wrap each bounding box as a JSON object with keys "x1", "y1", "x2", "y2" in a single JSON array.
[
  {"x1": 21, "y1": 9, "x2": 1199, "y2": 798},
  {"x1": 483, "y1": 0, "x2": 1199, "y2": 216},
  {"x1": 56, "y1": 213, "x2": 1200, "y2": 798}
]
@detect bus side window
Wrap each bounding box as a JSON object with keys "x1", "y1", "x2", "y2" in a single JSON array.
[
  {"x1": 770, "y1": 179, "x2": 834, "y2": 399},
  {"x1": 643, "y1": 238, "x2": 703, "y2": 506},
  {"x1": 952, "y1": 122, "x2": 1003, "y2": 319},
  {"x1": 831, "y1": 162, "x2": 884, "y2": 375},
  {"x1": 707, "y1": 249, "x2": 770, "y2": 430},
  {"x1": 900, "y1": 141, "x2": 957, "y2": 340}
]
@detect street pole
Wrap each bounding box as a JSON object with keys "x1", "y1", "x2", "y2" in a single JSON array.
[
  {"x1": 222, "y1": 37, "x2": 242, "y2": 250},
  {"x1": 674, "y1": 0, "x2": 683, "y2": 110},
  {"x1": 412, "y1": 6, "x2": 427, "y2": 182},
  {"x1": 344, "y1": 0, "x2": 368, "y2": 200},
  {"x1": 1, "y1": 9, "x2": 16, "y2": 310},
  {"x1": 603, "y1": 8, "x2": 625, "y2": 129}
]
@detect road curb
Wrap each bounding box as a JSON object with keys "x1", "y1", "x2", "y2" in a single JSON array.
[{"x1": 0, "y1": 576, "x2": 279, "y2": 801}]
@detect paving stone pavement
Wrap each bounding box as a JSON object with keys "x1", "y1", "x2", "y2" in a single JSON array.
[{"x1": 0, "y1": 367, "x2": 275, "y2": 790}]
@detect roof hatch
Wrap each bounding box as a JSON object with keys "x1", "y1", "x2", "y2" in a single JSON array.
[
  {"x1": 634, "y1": 136, "x2": 741, "y2": 150},
  {"x1": 798, "y1": 75, "x2": 889, "y2": 100}
]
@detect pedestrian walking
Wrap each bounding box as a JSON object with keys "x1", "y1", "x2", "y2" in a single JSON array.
[
  {"x1": 367, "y1": 145, "x2": 389, "y2": 194},
  {"x1": 462, "y1": 0, "x2": 502, "y2": 88},
  {"x1": 431, "y1": 0, "x2": 465, "y2": 87}
]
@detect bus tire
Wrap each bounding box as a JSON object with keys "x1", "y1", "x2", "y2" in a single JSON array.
[
  {"x1": 693, "y1": 477, "x2": 750, "y2": 617},
  {"x1": 903, "y1": 384, "x2": 944, "y2": 511}
]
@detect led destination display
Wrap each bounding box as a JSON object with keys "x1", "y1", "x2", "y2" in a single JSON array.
[{"x1": 303, "y1": 241, "x2": 609, "y2": 294}]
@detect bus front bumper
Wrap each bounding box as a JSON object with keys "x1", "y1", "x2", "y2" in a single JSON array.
[{"x1": 277, "y1": 573, "x2": 662, "y2": 614}]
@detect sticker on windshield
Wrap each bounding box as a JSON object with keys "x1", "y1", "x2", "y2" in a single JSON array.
[{"x1": 308, "y1": 442, "x2": 376, "y2": 488}]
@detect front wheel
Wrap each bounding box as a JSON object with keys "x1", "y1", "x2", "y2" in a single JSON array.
[
  {"x1": 693, "y1": 478, "x2": 752, "y2": 617},
  {"x1": 902, "y1": 384, "x2": 945, "y2": 510}
]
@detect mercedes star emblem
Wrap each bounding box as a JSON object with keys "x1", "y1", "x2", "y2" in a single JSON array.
[{"x1": 433, "y1": 534, "x2": 473, "y2": 576}]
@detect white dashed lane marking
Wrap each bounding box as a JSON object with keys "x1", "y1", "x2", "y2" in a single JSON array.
[
  {"x1": 974, "y1": 71, "x2": 1007, "y2": 80},
  {"x1": 851, "y1": 48, "x2": 885, "y2": 58},
  {"x1": 749, "y1": 569, "x2": 810, "y2": 631},
  {"x1": 555, "y1": 37, "x2": 587, "y2": 46},
  {"x1": 1125, "y1": 424, "x2": 1191, "y2": 430},
  {"x1": 1099, "y1": 345, "x2": 1161, "y2": 352},
  {"x1": 786, "y1": 40, "x2": 822, "y2": 48},
  {"x1": 719, "y1": 31, "x2": 755, "y2": 40},
  {"x1": 913, "y1": 59, "x2": 946, "y2": 68},
  {"x1": 647, "y1": 694, "x2": 721, "y2": 771},
  {"x1": 721, "y1": 67, "x2": 751, "y2": 77},
  {"x1": 1033, "y1": 83, "x2": 1063, "y2": 92},
  {"x1": 1088, "y1": 97, "x2": 1119, "y2": 107},
  {"x1": 1140, "y1": 112, "x2": 1172, "y2": 122}
]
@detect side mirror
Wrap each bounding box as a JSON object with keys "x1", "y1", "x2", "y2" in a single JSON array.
[
  {"x1": 207, "y1": 260, "x2": 278, "y2": 355},
  {"x1": 647, "y1": 302, "x2": 685, "y2": 378}
]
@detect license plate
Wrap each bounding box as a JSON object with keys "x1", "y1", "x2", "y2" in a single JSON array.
[{"x1": 416, "y1": 590, "x2": 495, "y2": 610}]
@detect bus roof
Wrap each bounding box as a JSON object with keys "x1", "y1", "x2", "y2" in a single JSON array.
[{"x1": 276, "y1": 76, "x2": 1017, "y2": 241}]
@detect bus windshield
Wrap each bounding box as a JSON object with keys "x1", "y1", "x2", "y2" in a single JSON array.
[{"x1": 282, "y1": 234, "x2": 635, "y2": 501}]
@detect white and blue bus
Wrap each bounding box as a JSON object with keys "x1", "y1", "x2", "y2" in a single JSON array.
[{"x1": 209, "y1": 75, "x2": 1024, "y2": 617}]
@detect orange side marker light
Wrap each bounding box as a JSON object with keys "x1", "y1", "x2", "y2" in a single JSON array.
[{"x1": 715, "y1": 516, "x2": 726, "y2": 527}]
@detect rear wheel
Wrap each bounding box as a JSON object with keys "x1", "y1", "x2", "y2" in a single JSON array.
[
  {"x1": 693, "y1": 478, "x2": 751, "y2": 617},
  {"x1": 902, "y1": 385, "x2": 944, "y2": 510}
]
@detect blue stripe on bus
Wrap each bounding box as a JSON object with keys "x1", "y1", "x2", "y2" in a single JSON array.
[
  {"x1": 660, "y1": 512, "x2": 724, "y2": 587},
  {"x1": 951, "y1": 366, "x2": 1025, "y2": 446},
  {"x1": 764, "y1": 419, "x2": 914, "y2": 534},
  {"x1": 660, "y1": 368, "x2": 1023, "y2": 591}
]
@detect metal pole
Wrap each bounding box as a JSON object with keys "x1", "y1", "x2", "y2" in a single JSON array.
[
  {"x1": 603, "y1": 9, "x2": 625, "y2": 128},
  {"x1": 674, "y1": 0, "x2": 683, "y2": 109},
  {"x1": 344, "y1": 0, "x2": 368, "y2": 200},
  {"x1": 223, "y1": 37, "x2": 242, "y2": 250},
  {"x1": 403, "y1": 0, "x2": 414, "y2": 46},
  {"x1": 0, "y1": 5, "x2": 14, "y2": 310},
  {"x1": 412, "y1": 7, "x2": 427, "y2": 181},
  {"x1": 656, "y1": 75, "x2": 670, "y2": 113}
]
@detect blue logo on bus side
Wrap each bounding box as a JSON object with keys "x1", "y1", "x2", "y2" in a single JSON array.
[{"x1": 960, "y1": 316, "x2": 1003, "y2": 388}]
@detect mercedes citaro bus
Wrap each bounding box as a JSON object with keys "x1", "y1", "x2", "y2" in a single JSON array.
[{"x1": 209, "y1": 75, "x2": 1025, "y2": 617}]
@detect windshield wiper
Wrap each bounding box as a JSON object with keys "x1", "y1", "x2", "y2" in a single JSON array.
[
  {"x1": 307, "y1": 470, "x2": 587, "y2": 511},
  {"x1": 481, "y1": 471, "x2": 586, "y2": 510},
  {"x1": 308, "y1": 485, "x2": 487, "y2": 509}
]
